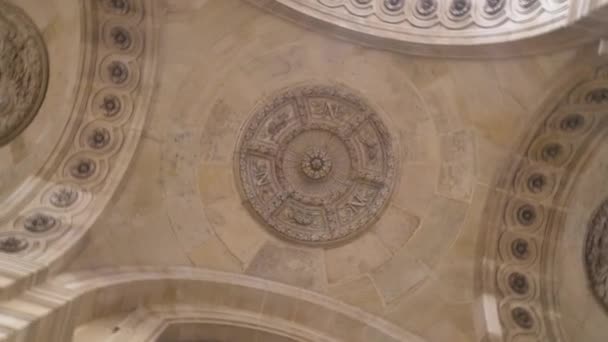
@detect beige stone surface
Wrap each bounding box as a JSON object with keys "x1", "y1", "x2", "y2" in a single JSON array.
[
  {"x1": 246, "y1": 242, "x2": 326, "y2": 290},
  {"x1": 62, "y1": 0, "x2": 599, "y2": 339},
  {"x1": 327, "y1": 275, "x2": 384, "y2": 315},
  {"x1": 1, "y1": 0, "x2": 607, "y2": 341}
]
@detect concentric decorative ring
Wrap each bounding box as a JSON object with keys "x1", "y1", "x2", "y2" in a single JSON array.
[{"x1": 235, "y1": 84, "x2": 398, "y2": 246}]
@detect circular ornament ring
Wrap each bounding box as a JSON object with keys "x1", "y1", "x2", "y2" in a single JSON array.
[{"x1": 234, "y1": 84, "x2": 398, "y2": 246}]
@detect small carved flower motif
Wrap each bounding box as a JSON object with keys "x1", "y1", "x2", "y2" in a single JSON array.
[
  {"x1": 450, "y1": 0, "x2": 471, "y2": 17},
  {"x1": 516, "y1": 204, "x2": 537, "y2": 226},
  {"x1": 511, "y1": 307, "x2": 534, "y2": 329},
  {"x1": 110, "y1": 27, "x2": 131, "y2": 50},
  {"x1": 484, "y1": 0, "x2": 505, "y2": 15},
  {"x1": 416, "y1": 0, "x2": 437, "y2": 16},
  {"x1": 69, "y1": 158, "x2": 97, "y2": 179},
  {"x1": 511, "y1": 238, "x2": 530, "y2": 260},
  {"x1": 24, "y1": 213, "x2": 56, "y2": 233},
  {"x1": 100, "y1": 95, "x2": 121, "y2": 117},
  {"x1": 585, "y1": 88, "x2": 608, "y2": 104},
  {"x1": 104, "y1": 0, "x2": 130, "y2": 15},
  {"x1": 0, "y1": 236, "x2": 28, "y2": 253},
  {"x1": 384, "y1": 0, "x2": 405, "y2": 12},
  {"x1": 560, "y1": 114, "x2": 585, "y2": 132},
  {"x1": 88, "y1": 128, "x2": 111, "y2": 149},
  {"x1": 541, "y1": 143, "x2": 562, "y2": 162},
  {"x1": 301, "y1": 148, "x2": 332, "y2": 180},
  {"x1": 50, "y1": 187, "x2": 79, "y2": 208},
  {"x1": 287, "y1": 208, "x2": 314, "y2": 226},
  {"x1": 508, "y1": 272, "x2": 529, "y2": 294},
  {"x1": 519, "y1": 0, "x2": 537, "y2": 9},
  {"x1": 526, "y1": 173, "x2": 545, "y2": 194},
  {"x1": 107, "y1": 61, "x2": 129, "y2": 85}
]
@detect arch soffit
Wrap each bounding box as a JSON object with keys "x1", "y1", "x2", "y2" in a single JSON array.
[
  {"x1": 0, "y1": 267, "x2": 427, "y2": 342},
  {"x1": 477, "y1": 58, "x2": 608, "y2": 341},
  {"x1": 245, "y1": 0, "x2": 608, "y2": 58},
  {"x1": 0, "y1": 0, "x2": 159, "y2": 298}
]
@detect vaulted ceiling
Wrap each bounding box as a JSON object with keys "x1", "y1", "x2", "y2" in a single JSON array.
[{"x1": 0, "y1": 0, "x2": 607, "y2": 341}]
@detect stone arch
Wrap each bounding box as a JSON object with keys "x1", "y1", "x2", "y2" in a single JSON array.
[
  {"x1": 0, "y1": 0, "x2": 159, "y2": 299},
  {"x1": 0, "y1": 267, "x2": 427, "y2": 342},
  {"x1": 75, "y1": 305, "x2": 336, "y2": 341},
  {"x1": 477, "y1": 59, "x2": 608, "y2": 341}
]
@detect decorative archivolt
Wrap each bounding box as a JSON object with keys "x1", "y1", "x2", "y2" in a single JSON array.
[
  {"x1": 478, "y1": 64, "x2": 608, "y2": 341},
  {"x1": 307, "y1": 0, "x2": 568, "y2": 30},
  {"x1": 246, "y1": 0, "x2": 608, "y2": 57},
  {"x1": 0, "y1": 0, "x2": 158, "y2": 296}
]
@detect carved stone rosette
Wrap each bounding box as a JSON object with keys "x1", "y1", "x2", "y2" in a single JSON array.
[
  {"x1": 235, "y1": 85, "x2": 398, "y2": 246},
  {"x1": 586, "y1": 200, "x2": 608, "y2": 311},
  {"x1": 0, "y1": 0, "x2": 48, "y2": 146}
]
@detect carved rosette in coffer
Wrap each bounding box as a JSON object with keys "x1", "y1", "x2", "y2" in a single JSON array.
[{"x1": 235, "y1": 85, "x2": 398, "y2": 246}]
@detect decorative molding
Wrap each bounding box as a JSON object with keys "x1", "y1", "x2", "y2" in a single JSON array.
[
  {"x1": 235, "y1": 84, "x2": 398, "y2": 246},
  {"x1": 478, "y1": 64, "x2": 608, "y2": 341},
  {"x1": 246, "y1": 0, "x2": 608, "y2": 57},
  {"x1": 0, "y1": 0, "x2": 49, "y2": 146},
  {"x1": 0, "y1": 0, "x2": 159, "y2": 296}
]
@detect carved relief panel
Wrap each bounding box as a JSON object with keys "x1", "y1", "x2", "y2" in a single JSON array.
[{"x1": 235, "y1": 85, "x2": 398, "y2": 246}]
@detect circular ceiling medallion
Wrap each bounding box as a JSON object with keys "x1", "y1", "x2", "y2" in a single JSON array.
[
  {"x1": 0, "y1": 0, "x2": 49, "y2": 146},
  {"x1": 585, "y1": 199, "x2": 608, "y2": 311},
  {"x1": 235, "y1": 84, "x2": 398, "y2": 246}
]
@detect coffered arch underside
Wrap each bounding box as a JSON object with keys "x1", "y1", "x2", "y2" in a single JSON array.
[
  {"x1": 246, "y1": 0, "x2": 608, "y2": 57},
  {"x1": 0, "y1": 267, "x2": 426, "y2": 342},
  {"x1": 478, "y1": 62, "x2": 608, "y2": 341},
  {"x1": 0, "y1": 0, "x2": 159, "y2": 298}
]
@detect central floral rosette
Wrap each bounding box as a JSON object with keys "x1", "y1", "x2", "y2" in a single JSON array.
[
  {"x1": 300, "y1": 148, "x2": 332, "y2": 180},
  {"x1": 277, "y1": 128, "x2": 354, "y2": 205}
]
